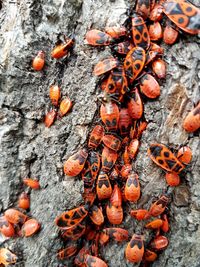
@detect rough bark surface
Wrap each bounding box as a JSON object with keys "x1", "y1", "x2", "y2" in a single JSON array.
[{"x1": 0, "y1": 0, "x2": 200, "y2": 267}]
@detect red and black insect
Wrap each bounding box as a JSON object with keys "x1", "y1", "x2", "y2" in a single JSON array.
[
  {"x1": 105, "y1": 26, "x2": 127, "y2": 39},
  {"x1": 89, "y1": 205, "x2": 104, "y2": 226},
  {"x1": 4, "y1": 209, "x2": 27, "y2": 224},
  {"x1": 102, "y1": 134, "x2": 121, "y2": 151},
  {"x1": 128, "y1": 87, "x2": 143, "y2": 119},
  {"x1": 88, "y1": 125, "x2": 104, "y2": 149},
  {"x1": 124, "y1": 47, "x2": 146, "y2": 83},
  {"x1": 140, "y1": 73, "x2": 160, "y2": 98},
  {"x1": 55, "y1": 205, "x2": 89, "y2": 229},
  {"x1": 112, "y1": 41, "x2": 134, "y2": 55},
  {"x1": 57, "y1": 242, "x2": 78, "y2": 259},
  {"x1": 96, "y1": 171, "x2": 112, "y2": 200},
  {"x1": 0, "y1": 216, "x2": 15, "y2": 237},
  {"x1": 99, "y1": 228, "x2": 129, "y2": 245},
  {"x1": 100, "y1": 100, "x2": 120, "y2": 131},
  {"x1": 125, "y1": 234, "x2": 144, "y2": 263},
  {"x1": 51, "y1": 36, "x2": 74, "y2": 59},
  {"x1": 49, "y1": 85, "x2": 61, "y2": 107},
  {"x1": 148, "y1": 195, "x2": 169, "y2": 217},
  {"x1": 104, "y1": 65, "x2": 128, "y2": 98},
  {"x1": 87, "y1": 151, "x2": 101, "y2": 180},
  {"x1": 61, "y1": 219, "x2": 87, "y2": 240},
  {"x1": 148, "y1": 143, "x2": 185, "y2": 173},
  {"x1": 84, "y1": 254, "x2": 108, "y2": 267},
  {"x1": 93, "y1": 57, "x2": 119, "y2": 76},
  {"x1": 136, "y1": 0, "x2": 151, "y2": 19},
  {"x1": 119, "y1": 108, "x2": 132, "y2": 136},
  {"x1": 130, "y1": 209, "x2": 149, "y2": 220},
  {"x1": 163, "y1": 0, "x2": 200, "y2": 35},
  {"x1": 101, "y1": 146, "x2": 118, "y2": 172},
  {"x1": 63, "y1": 148, "x2": 88, "y2": 177},
  {"x1": 125, "y1": 172, "x2": 141, "y2": 202},
  {"x1": 132, "y1": 13, "x2": 150, "y2": 50},
  {"x1": 85, "y1": 29, "x2": 114, "y2": 46}
]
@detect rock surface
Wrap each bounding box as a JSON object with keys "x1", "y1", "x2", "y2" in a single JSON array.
[{"x1": 0, "y1": 0, "x2": 199, "y2": 267}]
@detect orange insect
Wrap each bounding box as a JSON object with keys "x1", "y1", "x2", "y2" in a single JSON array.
[
  {"x1": 85, "y1": 29, "x2": 113, "y2": 46},
  {"x1": 128, "y1": 139, "x2": 140, "y2": 160},
  {"x1": 137, "y1": 120, "x2": 148, "y2": 139},
  {"x1": 125, "y1": 173, "x2": 141, "y2": 202},
  {"x1": 96, "y1": 171, "x2": 112, "y2": 200},
  {"x1": 49, "y1": 85, "x2": 61, "y2": 106},
  {"x1": 0, "y1": 216, "x2": 15, "y2": 237},
  {"x1": 152, "y1": 58, "x2": 166, "y2": 79},
  {"x1": 145, "y1": 219, "x2": 163, "y2": 229},
  {"x1": 87, "y1": 151, "x2": 101, "y2": 180},
  {"x1": 105, "y1": 26, "x2": 127, "y2": 39},
  {"x1": 149, "y1": 3, "x2": 163, "y2": 21},
  {"x1": 104, "y1": 65, "x2": 128, "y2": 98},
  {"x1": 120, "y1": 164, "x2": 132, "y2": 180},
  {"x1": 145, "y1": 50, "x2": 159, "y2": 65},
  {"x1": 140, "y1": 73, "x2": 160, "y2": 98},
  {"x1": 18, "y1": 192, "x2": 30, "y2": 210},
  {"x1": 89, "y1": 205, "x2": 104, "y2": 226},
  {"x1": 163, "y1": 25, "x2": 179, "y2": 45},
  {"x1": 0, "y1": 248, "x2": 17, "y2": 266},
  {"x1": 147, "y1": 143, "x2": 185, "y2": 173},
  {"x1": 93, "y1": 57, "x2": 119, "y2": 76},
  {"x1": 128, "y1": 88, "x2": 143, "y2": 119},
  {"x1": 122, "y1": 145, "x2": 131, "y2": 165},
  {"x1": 57, "y1": 242, "x2": 78, "y2": 259},
  {"x1": 131, "y1": 13, "x2": 150, "y2": 50},
  {"x1": 163, "y1": 0, "x2": 200, "y2": 35},
  {"x1": 177, "y1": 146, "x2": 192, "y2": 164},
  {"x1": 150, "y1": 42, "x2": 164, "y2": 54},
  {"x1": 101, "y1": 146, "x2": 118, "y2": 172},
  {"x1": 55, "y1": 205, "x2": 89, "y2": 229},
  {"x1": 110, "y1": 167, "x2": 119, "y2": 181},
  {"x1": 88, "y1": 124, "x2": 104, "y2": 149},
  {"x1": 144, "y1": 249, "x2": 157, "y2": 262},
  {"x1": 183, "y1": 102, "x2": 200, "y2": 132},
  {"x1": 150, "y1": 235, "x2": 169, "y2": 250},
  {"x1": 64, "y1": 148, "x2": 88, "y2": 177},
  {"x1": 99, "y1": 228, "x2": 129, "y2": 245},
  {"x1": 74, "y1": 245, "x2": 91, "y2": 266},
  {"x1": 51, "y1": 36, "x2": 74, "y2": 59},
  {"x1": 21, "y1": 218, "x2": 40, "y2": 237},
  {"x1": 32, "y1": 51, "x2": 45, "y2": 71},
  {"x1": 149, "y1": 21, "x2": 163, "y2": 41},
  {"x1": 84, "y1": 255, "x2": 108, "y2": 267},
  {"x1": 130, "y1": 209, "x2": 149, "y2": 220},
  {"x1": 102, "y1": 134, "x2": 121, "y2": 151},
  {"x1": 44, "y1": 109, "x2": 57, "y2": 128},
  {"x1": 61, "y1": 219, "x2": 86, "y2": 240},
  {"x1": 58, "y1": 97, "x2": 72, "y2": 117},
  {"x1": 161, "y1": 214, "x2": 170, "y2": 233},
  {"x1": 23, "y1": 178, "x2": 40, "y2": 189},
  {"x1": 112, "y1": 41, "x2": 134, "y2": 55},
  {"x1": 4, "y1": 209, "x2": 27, "y2": 224},
  {"x1": 100, "y1": 101, "x2": 119, "y2": 131},
  {"x1": 119, "y1": 108, "x2": 132, "y2": 136},
  {"x1": 136, "y1": 0, "x2": 151, "y2": 19},
  {"x1": 124, "y1": 47, "x2": 146, "y2": 83},
  {"x1": 125, "y1": 234, "x2": 144, "y2": 263},
  {"x1": 106, "y1": 184, "x2": 123, "y2": 224},
  {"x1": 165, "y1": 172, "x2": 180, "y2": 186},
  {"x1": 149, "y1": 195, "x2": 169, "y2": 217}
]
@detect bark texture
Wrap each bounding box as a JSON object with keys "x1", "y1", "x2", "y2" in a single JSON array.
[{"x1": 0, "y1": 0, "x2": 200, "y2": 266}]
